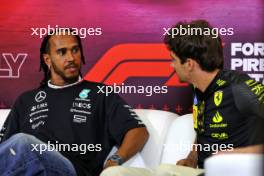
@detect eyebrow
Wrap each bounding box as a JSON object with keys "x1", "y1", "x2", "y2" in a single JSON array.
[
  {"x1": 72, "y1": 45, "x2": 80, "y2": 49},
  {"x1": 56, "y1": 44, "x2": 80, "y2": 52},
  {"x1": 56, "y1": 47, "x2": 67, "y2": 53}
]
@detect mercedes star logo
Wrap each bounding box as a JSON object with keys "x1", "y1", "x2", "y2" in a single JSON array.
[{"x1": 35, "y1": 91, "x2": 47, "y2": 102}]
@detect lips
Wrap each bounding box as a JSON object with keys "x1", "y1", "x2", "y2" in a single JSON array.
[
  {"x1": 68, "y1": 67, "x2": 77, "y2": 72},
  {"x1": 65, "y1": 64, "x2": 78, "y2": 71}
]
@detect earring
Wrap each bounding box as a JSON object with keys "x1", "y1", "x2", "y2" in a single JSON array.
[{"x1": 47, "y1": 65, "x2": 51, "y2": 74}]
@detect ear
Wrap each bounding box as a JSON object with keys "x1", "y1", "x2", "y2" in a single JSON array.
[
  {"x1": 185, "y1": 58, "x2": 195, "y2": 71},
  {"x1": 43, "y1": 54, "x2": 51, "y2": 69}
]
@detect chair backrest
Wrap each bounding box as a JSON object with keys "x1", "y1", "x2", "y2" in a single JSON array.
[
  {"x1": 0, "y1": 109, "x2": 10, "y2": 128},
  {"x1": 123, "y1": 109, "x2": 179, "y2": 168},
  {"x1": 161, "y1": 113, "x2": 196, "y2": 164}
]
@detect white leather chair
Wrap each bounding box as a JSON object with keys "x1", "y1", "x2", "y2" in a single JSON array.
[
  {"x1": 161, "y1": 113, "x2": 196, "y2": 164},
  {"x1": 205, "y1": 154, "x2": 263, "y2": 176},
  {"x1": 0, "y1": 109, "x2": 10, "y2": 128},
  {"x1": 122, "y1": 109, "x2": 180, "y2": 168},
  {"x1": 117, "y1": 110, "x2": 196, "y2": 168}
]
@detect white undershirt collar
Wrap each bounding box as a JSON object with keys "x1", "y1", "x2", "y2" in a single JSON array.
[{"x1": 48, "y1": 76, "x2": 82, "y2": 89}]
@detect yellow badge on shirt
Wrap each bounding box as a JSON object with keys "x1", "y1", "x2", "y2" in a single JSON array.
[
  {"x1": 193, "y1": 105, "x2": 198, "y2": 129},
  {"x1": 212, "y1": 111, "x2": 223, "y2": 123},
  {"x1": 214, "y1": 91, "x2": 223, "y2": 107}
]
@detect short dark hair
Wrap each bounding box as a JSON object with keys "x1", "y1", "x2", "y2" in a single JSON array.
[
  {"x1": 164, "y1": 20, "x2": 224, "y2": 72},
  {"x1": 39, "y1": 29, "x2": 85, "y2": 87}
]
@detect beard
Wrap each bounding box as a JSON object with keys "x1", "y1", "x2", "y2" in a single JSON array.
[{"x1": 52, "y1": 62, "x2": 80, "y2": 84}]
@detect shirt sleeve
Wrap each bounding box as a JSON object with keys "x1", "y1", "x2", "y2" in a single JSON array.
[
  {"x1": 232, "y1": 79, "x2": 264, "y2": 119},
  {"x1": 232, "y1": 79, "x2": 264, "y2": 144},
  {"x1": 0, "y1": 99, "x2": 21, "y2": 143},
  {"x1": 105, "y1": 93, "x2": 145, "y2": 146}
]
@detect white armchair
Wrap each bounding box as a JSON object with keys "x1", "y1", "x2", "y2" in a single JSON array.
[
  {"x1": 205, "y1": 154, "x2": 263, "y2": 176},
  {"x1": 111, "y1": 109, "x2": 196, "y2": 168},
  {"x1": 0, "y1": 109, "x2": 10, "y2": 128}
]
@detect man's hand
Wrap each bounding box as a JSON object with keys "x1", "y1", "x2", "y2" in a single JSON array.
[
  {"x1": 114, "y1": 127, "x2": 149, "y2": 163},
  {"x1": 104, "y1": 160, "x2": 119, "y2": 169},
  {"x1": 176, "y1": 158, "x2": 197, "y2": 168},
  {"x1": 103, "y1": 127, "x2": 149, "y2": 170}
]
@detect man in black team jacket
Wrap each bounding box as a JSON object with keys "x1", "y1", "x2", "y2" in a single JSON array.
[
  {"x1": 0, "y1": 29, "x2": 149, "y2": 176},
  {"x1": 101, "y1": 20, "x2": 263, "y2": 176}
]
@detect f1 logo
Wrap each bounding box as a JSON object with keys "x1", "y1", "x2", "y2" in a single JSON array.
[{"x1": 84, "y1": 43, "x2": 187, "y2": 87}]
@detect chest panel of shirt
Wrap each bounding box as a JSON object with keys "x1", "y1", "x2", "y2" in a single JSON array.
[
  {"x1": 20, "y1": 85, "x2": 107, "y2": 145},
  {"x1": 199, "y1": 86, "x2": 250, "y2": 143}
]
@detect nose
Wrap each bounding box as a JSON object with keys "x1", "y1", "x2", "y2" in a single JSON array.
[{"x1": 66, "y1": 51, "x2": 74, "y2": 62}]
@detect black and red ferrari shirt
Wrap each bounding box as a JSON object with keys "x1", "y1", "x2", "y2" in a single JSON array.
[{"x1": 193, "y1": 70, "x2": 264, "y2": 168}]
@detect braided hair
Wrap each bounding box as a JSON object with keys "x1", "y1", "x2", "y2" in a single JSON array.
[{"x1": 39, "y1": 30, "x2": 85, "y2": 88}]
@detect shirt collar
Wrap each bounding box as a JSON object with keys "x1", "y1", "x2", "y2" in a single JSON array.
[
  {"x1": 48, "y1": 76, "x2": 82, "y2": 89},
  {"x1": 194, "y1": 70, "x2": 224, "y2": 99}
]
